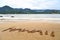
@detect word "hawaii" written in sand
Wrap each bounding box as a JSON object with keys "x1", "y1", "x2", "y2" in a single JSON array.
[{"x1": 2, "y1": 27, "x2": 55, "y2": 37}]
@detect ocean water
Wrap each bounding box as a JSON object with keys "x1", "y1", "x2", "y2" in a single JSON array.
[{"x1": 0, "y1": 14, "x2": 60, "y2": 21}]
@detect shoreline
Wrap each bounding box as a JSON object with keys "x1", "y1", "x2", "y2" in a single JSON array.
[{"x1": 0, "y1": 19, "x2": 60, "y2": 23}]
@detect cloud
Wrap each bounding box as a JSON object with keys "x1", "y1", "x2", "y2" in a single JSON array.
[
  {"x1": 0, "y1": 0, "x2": 60, "y2": 9},
  {"x1": 29, "y1": 0, "x2": 59, "y2": 9}
]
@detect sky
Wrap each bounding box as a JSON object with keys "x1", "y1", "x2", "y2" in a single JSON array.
[{"x1": 0, "y1": 0, "x2": 60, "y2": 9}]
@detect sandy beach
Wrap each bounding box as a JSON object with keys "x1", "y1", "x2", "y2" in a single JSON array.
[{"x1": 0, "y1": 20, "x2": 60, "y2": 40}]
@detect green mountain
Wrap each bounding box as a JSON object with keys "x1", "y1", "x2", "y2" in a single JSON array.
[{"x1": 0, "y1": 5, "x2": 60, "y2": 14}]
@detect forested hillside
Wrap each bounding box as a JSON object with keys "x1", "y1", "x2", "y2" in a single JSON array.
[{"x1": 0, "y1": 5, "x2": 60, "y2": 14}]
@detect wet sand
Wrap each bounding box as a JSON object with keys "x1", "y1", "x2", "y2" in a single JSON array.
[{"x1": 0, "y1": 20, "x2": 60, "y2": 40}]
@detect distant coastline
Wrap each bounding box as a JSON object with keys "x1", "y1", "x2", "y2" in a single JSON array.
[{"x1": 0, "y1": 5, "x2": 60, "y2": 14}]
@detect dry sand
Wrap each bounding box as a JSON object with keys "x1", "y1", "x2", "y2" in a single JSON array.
[{"x1": 0, "y1": 20, "x2": 60, "y2": 40}]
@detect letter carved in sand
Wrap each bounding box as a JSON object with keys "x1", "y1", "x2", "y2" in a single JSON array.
[{"x1": 2, "y1": 27, "x2": 55, "y2": 37}]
